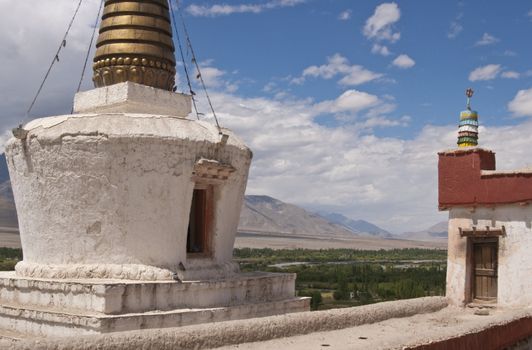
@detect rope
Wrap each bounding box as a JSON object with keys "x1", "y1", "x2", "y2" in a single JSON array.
[
  {"x1": 175, "y1": 0, "x2": 223, "y2": 134},
  {"x1": 76, "y1": 0, "x2": 104, "y2": 95},
  {"x1": 26, "y1": 0, "x2": 85, "y2": 118},
  {"x1": 169, "y1": 0, "x2": 200, "y2": 120}
]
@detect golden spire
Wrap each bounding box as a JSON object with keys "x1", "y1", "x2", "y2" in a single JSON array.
[{"x1": 92, "y1": 0, "x2": 176, "y2": 91}]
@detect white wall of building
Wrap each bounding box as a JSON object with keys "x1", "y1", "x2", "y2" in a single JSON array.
[{"x1": 447, "y1": 204, "x2": 532, "y2": 307}]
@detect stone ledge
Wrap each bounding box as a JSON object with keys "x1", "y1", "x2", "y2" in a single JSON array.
[
  {"x1": 0, "y1": 298, "x2": 309, "y2": 337},
  {"x1": 0, "y1": 271, "x2": 297, "y2": 314},
  {"x1": 0, "y1": 297, "x2": 446, "y2": 349},
  {"x1": 73, "y1": 82, "x2": 192, "y2": 116}
]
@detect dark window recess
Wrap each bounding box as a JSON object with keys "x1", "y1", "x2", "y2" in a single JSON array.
[{"x1": 187, "y1": 188, "x2": 210, "y2": 254}]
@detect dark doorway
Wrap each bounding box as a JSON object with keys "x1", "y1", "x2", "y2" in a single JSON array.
[
  {"x1": 472, "y1": 239, "x2": 498, "y2": 302},
  {"x1": 186, "y1": 187, "x2": 212, "y2": 255}
]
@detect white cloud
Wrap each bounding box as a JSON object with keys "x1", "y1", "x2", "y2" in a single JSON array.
[
  {"x1": 338, "y1": 10, "x2": 351, "y2": 21},
  {"x1": 501, "y1": 71, "x2": 520, "y2": 79},
  {"x1": 198, "y1": 67, "x2": 226, "y2": 88},
  {"x1": 195, "y1": 89, "x2": 532, "y2": 232},
  {"x1": 316, "y1": 90, "x2": 380, "y2": 114},
  {"x1": 392, "y1": 54, "x2": 415, "y2": 69},
  {"x1": 528, "y1": 10, "x2": 532, "y2": 19},
  {"x1": 262, "y1": 82, "x2": 277, "y2": 93},
  {"x1": 187, "y1": 4, "x2": 262, "y2": 16},
  {"x1": 475, "y1": 33, "x2": 499, "y2": 46},
  {"x1": 508, "y1": 89, "x2": 532, "y2": 117},
  {"x1": 447, "y1": 21, "x2": 463, "y2": 39},
  {"x1": 225, "y1": 83, "x2": 239, "y2": 93},
  {"x1": 186, "y1": 0, "x2": 306, "y2": 17},
  {"x1": 0, "y1": 0, "x2": 102, "y2": 127},
  {"x1": 503, "y1": 50, "x2": 517, "y2": 57},
  {"x1": 363, "y1": 99, "x2": 397, "y2": 119},
  {"x1": 292, "y1": 54, "x2": 382, "y2": 86},
  {"x1": 195, "y1": 91, "x2": 446, "y2": 232},
  {"x1": 194, "y1": 63, "x2": 242, "y2": 93},
  {"x1": 371, "y1": 44, "x2": 391, "y2": 56},
  {"x1": 468, "y1": 64, "x2": 501, "y2": 81},
  {"x1": 338, "y1": 69, "x2": 382, "y2": 86},
  {"x1": 363, "y1": 2, "x2": 401, "y2": 42},
  {"x1": 361, "y1": 115, "x2": 410, "y2": 128}
]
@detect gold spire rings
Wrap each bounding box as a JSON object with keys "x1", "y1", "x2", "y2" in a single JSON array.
[{"x1": 93, "y1": 0, "x2": 176, "y2": 91}]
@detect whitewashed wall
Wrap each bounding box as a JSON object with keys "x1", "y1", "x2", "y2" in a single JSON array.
[
  {"x1": 6, "y1": 113, "x2": 251, "y2": 281},
  {"x1": 447, "y1": 204, "x2": 532, "y2": 307}
]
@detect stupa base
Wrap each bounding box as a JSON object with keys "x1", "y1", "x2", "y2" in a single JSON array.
[{"x1": 0, "y1": 271, "x2": 309, "y2": 337}]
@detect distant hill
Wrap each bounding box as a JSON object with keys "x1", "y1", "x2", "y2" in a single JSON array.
[
  {"x1": 239, "y1": 195, "x2": 356, "y2": 237},
  {"x1": 400, "y1": 222, "x2": 448, "y2": 242},
  {"x1": 318, "y1": 212, "x2": 392, "y2": 238},
  {"x1": 239, "y1": 195, "x2": 392, "y2": 238}
]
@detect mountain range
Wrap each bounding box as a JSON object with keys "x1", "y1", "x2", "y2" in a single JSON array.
[
  {"x1": 318, "y1": 212, "x2": 392, "y2": 238},
  {"x1": 240, "y1": 195, "x2": 391, "y2": 238}
]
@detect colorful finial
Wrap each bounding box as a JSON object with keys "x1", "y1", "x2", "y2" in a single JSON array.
[
  {"x1": 466, "y1": 88, "x2": 474, "y2": 110},
  {"x1": 457, "y1": 88, "x2": 479, "y2": 148}
]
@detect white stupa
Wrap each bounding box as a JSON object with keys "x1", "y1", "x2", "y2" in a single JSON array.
[{"x1": 0, "y1": 0, "x2": 308, "y2": 337}]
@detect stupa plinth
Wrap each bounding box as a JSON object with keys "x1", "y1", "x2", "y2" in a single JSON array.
[{"x1": 0, "y1": 0, "x2": 308, "y2": 338}]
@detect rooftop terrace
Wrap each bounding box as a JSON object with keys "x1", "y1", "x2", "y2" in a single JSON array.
[{"x1": 2, "y1": 297, "x2": 531, "y2": 350}]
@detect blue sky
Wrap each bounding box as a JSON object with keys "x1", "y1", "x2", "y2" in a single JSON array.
[
  {"x1": 1, "y1": 0, "x2": 532, "y2": 232},
  {"x1": 182, "y1": 0, "x2": 531, "y2": 137}
]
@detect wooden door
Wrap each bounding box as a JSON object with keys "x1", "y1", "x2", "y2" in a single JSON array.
[
  {"x1": 186, "y1": 186, "x2": 213, "y2": 256},
  {"x1": 473, "y1": 241, "x2": 498, "y2": 302}
]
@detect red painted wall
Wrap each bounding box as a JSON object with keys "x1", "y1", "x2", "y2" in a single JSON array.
[
  {"x1": 438, "y1": 148, "x2": 532, "y2": 209},
  {"x1": 405, "y1": 316, "x2": 532, "y2": 350}
]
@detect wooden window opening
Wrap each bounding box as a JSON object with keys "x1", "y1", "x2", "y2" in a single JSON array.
[{"x1": 186, "y1": 185, "x2": 213, "y2": 256}]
